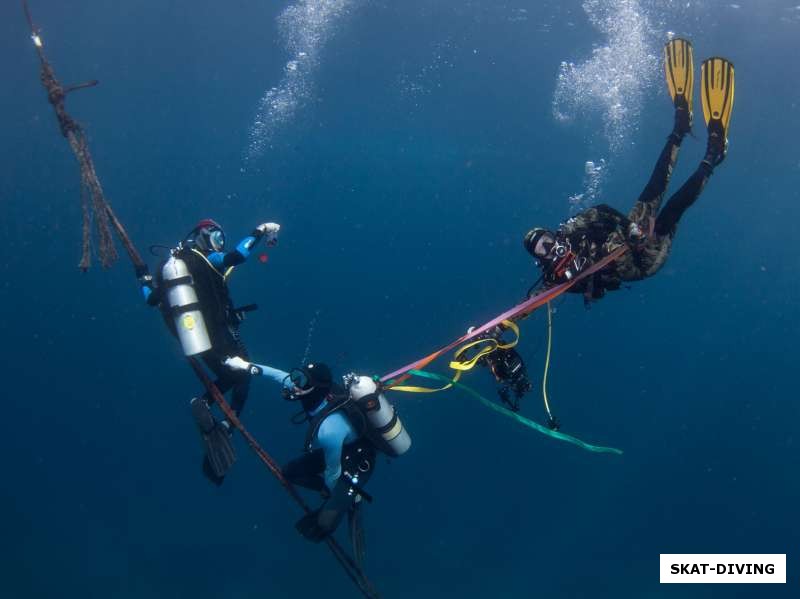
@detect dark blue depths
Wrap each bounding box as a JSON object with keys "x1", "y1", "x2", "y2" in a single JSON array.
[{"x1": 1, "y1": 1, "x2": 799, "y2": 597}]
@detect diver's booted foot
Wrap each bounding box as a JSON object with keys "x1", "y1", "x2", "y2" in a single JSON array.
[
  {"x1": 664, "y1": 38, "x2": 694, "y2": 141},
  {"x1": 702, "y1": 120, "x2": 727, "y2": 168},
  {"x1": 190, "y1": 397, "x2": 237, "y2": 483},
  {"x1": 699, "y1": 56, "x2": 734, "y2": 171},
  {"x1": 672, "y1": 96, "x2": 693, "y2": 139}
]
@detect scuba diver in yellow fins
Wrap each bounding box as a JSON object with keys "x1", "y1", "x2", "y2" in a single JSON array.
[{"x1": 524, "y1": 39, "x2": 735, "y2": 304}]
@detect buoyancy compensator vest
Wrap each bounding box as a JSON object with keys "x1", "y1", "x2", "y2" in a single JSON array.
[
  {"x1": 160, "y1": 254, "x2": 212, "y2": 356},
  {"x1": 156, "y1": 244, "x2": 238, "y2": 353},
  {"x1": 304, "y1": 375, "x2": 412, "y2": 458}
]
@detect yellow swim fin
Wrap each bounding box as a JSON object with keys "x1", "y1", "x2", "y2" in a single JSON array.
[
  {"x1": 700, "y1": 56, "x2": 735, "y2": 135},
  {"x1": 664, "y1": 38, "x2": 694, "y2": 113}
]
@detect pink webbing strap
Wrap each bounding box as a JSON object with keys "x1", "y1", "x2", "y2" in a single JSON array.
[{"x1": 380, "y1": 246, "x2": 627, "y2": 384}]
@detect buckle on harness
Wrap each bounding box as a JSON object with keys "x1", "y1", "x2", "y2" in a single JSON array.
[{"x1": 232, "y1": 303, "x2": 258, "y2": 323}]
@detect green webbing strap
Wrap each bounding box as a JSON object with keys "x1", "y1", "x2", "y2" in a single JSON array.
[{"x1": 407, "y1": 369, "x2": 623, "y2": 455}]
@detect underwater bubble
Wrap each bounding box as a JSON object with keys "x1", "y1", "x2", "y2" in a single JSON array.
[
  {"x1": 246, "y1": 1, "x2": 363, "y2": 162},
  {"x1": 552, "y1": 0, "x2": 659, "y2": 153},
  {"x1": 568, "y1": 158, "x2": 607, "y2": 213},
  {"x1": 397, "y1": 36, "x2": 456, "y2": 108}
]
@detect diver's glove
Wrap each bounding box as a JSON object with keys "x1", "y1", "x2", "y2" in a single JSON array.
[
  {"x1": 295, "y1": 477, "x2": 355, "y2": 542},
  {"x1": 295, "y1": 509, "x2": 327, "y2": 543},
  {"x1": 295, "y1": 505, "x2": 343, "y2": 543},
  {"x1": 626, "y1": 222, "x2": 647, "y2": 245},
  {"x1": 135, "y1": 263, "x2": 153, "y2": 286},
  {"x1": 224, "y1": 356, "x2": 263, "y2": 376},
  {"x1": 254, "y1": 222, "x2": 281, "y2": 247}
]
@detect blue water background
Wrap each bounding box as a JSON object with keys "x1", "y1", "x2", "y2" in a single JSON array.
[{"x1": 2, "y1": 1, "x2": 799, "y2": 597}]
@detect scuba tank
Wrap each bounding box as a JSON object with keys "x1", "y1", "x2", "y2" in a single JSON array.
[
  {"x1": 346, "y1": 375, "x2": 411, "y2": 457},
  {"x1": 161, "y1": 255, "x2": 212, "y2": 356}
]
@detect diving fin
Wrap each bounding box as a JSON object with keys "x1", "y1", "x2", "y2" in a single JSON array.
[
  {"x1": 664, "y1": 38, "x2": 694, "y2": 111},
  {"x1": 664, "y1": 38, "x2": 694, "y2": 135},
  {"x1": 349, "y1": 502, "x2": 366, "y2": 570},
  {"x1": 191, "y1": 397, "x2": 236, "y2": 483},
  {"x1": 700, "y1": 57, "x2": 735, "y2": 166}
]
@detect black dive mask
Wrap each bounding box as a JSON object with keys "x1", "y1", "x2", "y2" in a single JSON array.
[
  {"x1": 282, "y1": 369, "x2": 328, "y2": 413},
  {"x1": 186, "y1": 226, "x2": 225, "y2": 254}
]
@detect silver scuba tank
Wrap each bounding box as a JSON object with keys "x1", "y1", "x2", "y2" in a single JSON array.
[
  {"x1": 162, "y1": 255, "x2": 212, "y2": 356},
  {"x1": 348, "y1": 375, "x2": 411, "y2": 457}
]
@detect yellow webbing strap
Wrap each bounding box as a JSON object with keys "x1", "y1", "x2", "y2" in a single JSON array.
[
  {"x1": 191, "y1": 247, "x2": 235, "y2": 280},
  {"x1": 388, "y1": 368, "x2": 464, "y2": 393},
  {"x1": 448, "y1": 320, "x2": 520, "y2": 371},
  {"x1": 388, "y1": 320, "x2": 519, "y2": 394}
]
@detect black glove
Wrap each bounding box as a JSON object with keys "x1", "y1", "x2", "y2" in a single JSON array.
[
  {"x1": 295, "y1": 477, "x2": 354, "y2": 542},
  {"x1": 296, "y1": 508, "x2": 338, "y2": 543},
  {"x1": 135, "y1": 264, "x2": 154, "y2": 288}
]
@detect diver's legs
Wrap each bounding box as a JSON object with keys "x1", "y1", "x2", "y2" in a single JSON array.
[
  {"x1": 200, "y1": 337, "x2": 251, "y2": 416},
  {"x1": 228, "y1": 362, "x2": 251, "y2": 416},
  {"x1": 627, "y1": 135, "x2": 683, "y2": 228},
  {"x1": 283, "y1": 450, "x2": 327, "y2": 492},
  {"x1": 654, "y1": 162, "x2": 712, "y2": 237},
  {"x1": 627, "y1": 104, "x2": 690, "y2": 229}
]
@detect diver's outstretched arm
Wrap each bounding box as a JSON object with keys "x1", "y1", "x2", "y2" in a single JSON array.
[
  {"x1": 225, "y1": 356, "x2": 291, "y2": 387},
  {"x1": 207, "y1": 222, "x2": 281, "y2": 269}
]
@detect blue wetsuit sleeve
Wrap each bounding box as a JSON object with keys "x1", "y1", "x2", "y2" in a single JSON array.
[
  {"x1": 235, "y1": 235, "x2": 260, "y2": 259},
  {"x1": 141, "y1": 282, "x2": 161, "y2": 306},
  {"x1": 317, "y1": 414, "x2": 357, "y2": 491},
  {"x1": 207, "y1": 235, "x2": 263, "y2": 270},
  {"x1": 249, "y1": 363, "x2": 293, "y2": 390}
]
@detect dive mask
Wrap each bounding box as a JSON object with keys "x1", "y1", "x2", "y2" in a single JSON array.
[
  {"x1": 281, "y1": 368, "x2": 315, "y2": 401},
  {"x1": 208, "y1": 228, "x2": 225, "y2": 252}
]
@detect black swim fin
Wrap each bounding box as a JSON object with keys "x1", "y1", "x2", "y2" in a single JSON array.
[
  {"x1": 191, "y1": 397, "x2": 236, "y2": 484},
  {"x1": 349, "y1": 502, "x2": 366, "y2": 570}
]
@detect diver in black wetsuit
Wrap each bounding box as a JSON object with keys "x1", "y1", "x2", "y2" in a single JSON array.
[
  {"x1": 136, "y1": 218, "x2": 280, "y2": 484},
  {"x1": 523, "y1": 41, "x2": 733, "y2": 305}
]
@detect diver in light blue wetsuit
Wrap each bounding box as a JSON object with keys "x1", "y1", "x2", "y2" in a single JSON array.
[
  {"x1": 225, "y1": 357, "x2": 377, "y2": 542},
  {"x1": 135, "y1": 219, "x2": 281, "y2": 486}
]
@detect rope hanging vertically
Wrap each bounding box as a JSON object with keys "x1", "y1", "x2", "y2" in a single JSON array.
[
  {"x1": 23, "y1": 3, "x2": 379, "y2": 595},
  {"x1": 22, "y1": 0, "x2": 144, "y2": 271}
]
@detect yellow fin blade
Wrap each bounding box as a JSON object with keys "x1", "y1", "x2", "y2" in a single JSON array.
[
  {"x1": 664, "y1": 38, "x2": 694, "y2": 112},
  {"x1": 701, "y1": 57, "x2": 735, "y2": 133}
]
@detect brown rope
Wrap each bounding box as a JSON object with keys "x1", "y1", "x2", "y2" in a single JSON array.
[
  {"x1": 24, "y1": 3, "x2": 378, "y2": 594},
  {"x1": 23, "y1": 0, "x2": 142, "y2": 271}
]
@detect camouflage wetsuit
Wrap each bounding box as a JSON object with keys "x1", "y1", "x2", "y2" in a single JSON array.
[{"x1": 555, "y1": 131, "x2": 713, "y2": 300}]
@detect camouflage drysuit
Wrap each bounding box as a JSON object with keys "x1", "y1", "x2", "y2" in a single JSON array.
[{"x1": 552, "y1": 132, "x2": 714, "y2": 301}]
